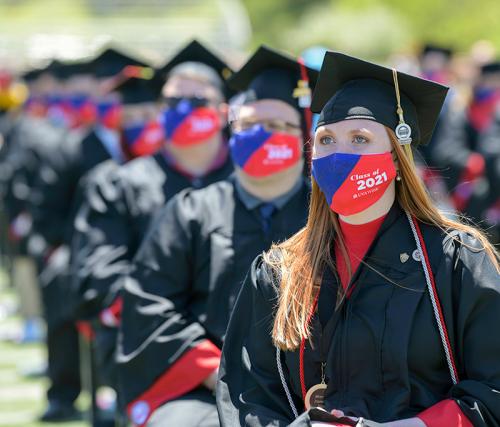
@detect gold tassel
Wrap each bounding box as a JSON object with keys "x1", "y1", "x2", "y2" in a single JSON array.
[
  {"x1": 403, "y1": 144, "x2": 414, "y2": 164},
  {"x1": 392, "y1": 68, "x2": 414, "y2": 164}
]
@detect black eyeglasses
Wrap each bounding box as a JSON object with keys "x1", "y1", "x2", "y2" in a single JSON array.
[
  {"x1": 162, "y1": 96, "x2": 211, "y2": 109},
  {"x1": 232, "y1": 119, "x2": 301, "y2": 134}
]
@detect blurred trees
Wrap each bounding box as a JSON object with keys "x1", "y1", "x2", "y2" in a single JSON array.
[
  {"x1": 0, "y1": 0, "x2": 250, "y2": 66},
  {"x1": 241, "y1": 0, "x2": 500, "y2": 58},
  {"x1": 0, "y1": 0, "x2": 498, "y2": 63}
]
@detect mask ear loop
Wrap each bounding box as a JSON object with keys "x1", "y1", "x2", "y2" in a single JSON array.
[{"x1": 392, "y1": 68, "x2": 414, "y2": 165}]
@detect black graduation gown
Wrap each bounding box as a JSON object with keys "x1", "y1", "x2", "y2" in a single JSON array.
[
  {"x1": 0, "y1": 112, "x2": 16, "y2": 259},
  {"x1": 0, "y1": 114, "x2": 22, "y2": 210},
  {"x1": 1, "y1": 117, "x2": 88, "y2": 404},
  {"x1": 217, "y1": 204, "x2": 500, "y2": 427},
  {"x1": 478, "y1": 108, "x2": 500, "y2": 198},
  {"x1": 430, "y1": 108, "x2": 490, "y2": 221},
  {"x1": 476, "y1": 108, "x2": 500, "y2": 243},
  {"x1": 431, "y1": 108, "x2": 478, "y2": 188},
  {"x1": 0, "y1": 113, "x2": 31, "y2": 182},
  {"x1": 116, "y1": 177, "x2": 310, "y2": 411},
  {"x1": 0, "y1": 111, "x2": 10, "y2": 142},
  {"x1": 30, "y1": 128, "x2": 112, "y2": 248},
  {"x1": 71, "y1": 152, "x2": 234, "y2": 318},
  {"x1": 29, "y1": 128, "x2": 112, "y2": 326},
  {"x1": 0, "y1": 115, "x2": 63, "y2": 234},
  {"x1": 70, "y1": 153, "x2": 233, "y2": 388}
]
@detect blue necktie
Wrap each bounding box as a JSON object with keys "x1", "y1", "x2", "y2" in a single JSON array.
[{"x1": 259, "y1": 202, "x2": 276, "y2": 235}]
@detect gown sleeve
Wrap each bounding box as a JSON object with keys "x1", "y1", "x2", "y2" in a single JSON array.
[
  {"x1": 431, "y1": 109, "x2": 481, "y2": 190},
  {"x1": 424, "y1": 232, "x2": 500, "y2": 427},
  {"x1": 116, "y1": 190, "x2": 220, "y2": 424},
  {"x1": 418, "y1": 399, "x2": 473, "y2": 427},
  {"x1": 217, "y1": 255, "x2": 314, "y2": 427},
  {"x1": 30, "y1": 132, "x2": 80, "y2": 247},
  {"x1": 476, "y1": 107, "x2": 500, "y2": 204},
  {"x1": 71, "y1": 162, "x2": 131, "y2": 319}
]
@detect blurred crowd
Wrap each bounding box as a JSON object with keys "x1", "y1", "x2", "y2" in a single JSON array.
[
  {"x1": 396, "y1": 42, "x2": 500, "y2": 242},
  {"x1": 0, "y1": 39, "x2": 498, "y2": 426}
]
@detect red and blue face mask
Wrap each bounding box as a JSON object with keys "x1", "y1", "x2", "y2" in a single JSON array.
[
  {"x1": 24, "y1": 96, "x2": 48, "y2": 118},
  {"x1": 312, "y1": 151, "x2": 397, "y2": 216},
  {"x1": 96, "y1": 100, "x2": 122, "y2": 130},
  {"x1": 160, "y1": 97, "x2": 221, "y2": 147},
  {"x1": 422, "y1": 70, "x2": 449, "y2": 85},
  {"x1": 45, "y1": 95, "x2": 74, "y2": 128},
  {"x1": 468, "y1": 87, "x2": 500, "y2": 132},
  {"x1": 122, "y1": 119, "x2": 165, "y2": 157},
  {"x1": 67, "y1": 94, "x2": 97, "y2": 127},
  {"x1": 229, "y1": 124, "x2": 302, "y2": 178}
]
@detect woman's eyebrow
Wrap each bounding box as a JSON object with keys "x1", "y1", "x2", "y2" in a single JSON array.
[
  {"x1": 315, "y1": 127, "x2": 335, "y2": 137},
  {"x1": 348, "y1": 127, "x2": 373, "y2": 135}
]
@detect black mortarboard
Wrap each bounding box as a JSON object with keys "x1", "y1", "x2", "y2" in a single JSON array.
[
  {"x1": 480, "y1": 61, "x2": 500, "y2": 76},
  {"x1": 90, "y1": 46, "x2": 150, "y2": 78},
  {"x1": 53, "y1": 60, "x2": 95, "y2": 80},
  {"x1": 421, "y1": 44, "x2": 453, "y2": 58},
  {"x1": 158, "y1": 40, "x2": 234, "y2": 98},
  {"x1": 109, "y1": 67, "x2": 163, "y2": 104},
  {"x1": 311, "y1": 52, "x2": 449, "y2": 146},
  {"x1": 22, "y1": 60, "x2": 64, "y2": 82},
  {"x1": 159, "y1": 39, "x2": 234, "y2": 83},
  {"x1": 227, "y1": 45, "x2": 319, "y2": 111}
]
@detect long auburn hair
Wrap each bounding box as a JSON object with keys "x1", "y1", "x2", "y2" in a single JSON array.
[{"x1": 266, "y1": 128, "x2": 500, "y2": 351}]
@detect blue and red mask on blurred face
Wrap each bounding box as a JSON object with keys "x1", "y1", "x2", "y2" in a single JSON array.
[
  {"x1": 67, "y1": 94, "x2": 97, "y2": 127},
  {"x1": 24, "y1": 96, "x2": 48, "y2": 118},
  {"x1": 46, "y1": 95, "x2": 74, "y2": 128},
  {"x1": 422, "y1": 70, "x2": 449, "y2": 85},
  {"x1": 229, "y1": 124, "x2": 302, "y2": 178},
  {"x1": 312, "y1": 152, "x2": 397, "y2": 216},
  {"x1": 161, "y1": 97, "x2": 221, "y2": 147},
  {"x1": 122, "y1": 120, "x2": 165, "y2": 157},
  {"x1": 468, "y1": 87, "x2": 500, "y2": 132},
  {"x1": 96, "y1": 100, "x2": 122, "y2": 130}
]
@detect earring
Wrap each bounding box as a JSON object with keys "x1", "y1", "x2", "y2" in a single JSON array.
[{"x1": 396, "y1": 172, "x2": 402, "y2": 182}]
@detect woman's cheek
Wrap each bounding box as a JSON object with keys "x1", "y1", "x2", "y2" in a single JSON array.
[{"x1": 314, "y1": 144, "x2": 333, "y2": 158}]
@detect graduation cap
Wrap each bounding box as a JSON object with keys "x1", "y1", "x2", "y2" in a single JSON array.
[
  {"x1": 227, "y1": 45, "x2": 319, "y2": 112},
  {"x1": 53, "y1": 60, "x2": 96, "y2": 80},
  {"x1": 421, "y1": 43, "x2": 453, "y2": 58},
  {"x1": 480, "y1": 60, "x2": 500, "y2": 76},
  {"x1": 159, "y1": 39, "x2": 233, "y2": 80},
  {"x1": 22, "y1": 60, "x2": 64, "y2": 82},
  {"x1": 108, "y1": 66, "x2": 163, "y2": 104},
  {"x1": 90, "y1": 46, "x2": 150, "y2": 78},
  {"x1": 158, "y1": 39, "x2": 234, "y2": 97},
  {"x1": 311, "y1": 52, "x2": 449, "y2": 147}
]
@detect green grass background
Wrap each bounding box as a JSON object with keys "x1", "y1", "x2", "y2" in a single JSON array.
[{"x1": 0, "y1": 270, "x2": 86, "y2": 427}]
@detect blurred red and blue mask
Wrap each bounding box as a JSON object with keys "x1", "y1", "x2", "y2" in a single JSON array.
[
  {"x1": 422, "y1": 70, "x2": 449, "y2": 85},
  {"x1": 67, "y1": 94, "x2": 97, "y2": 127},
  {"x1": 122, "y1": 120, "x2": 165, "y2": 157},
  {"x1": 469, "y1": 87, "x2": 500, "y2": 132},
  {"x1": 229, "y1": 124, "x2": 302, "y2": 178},
  {"x1": 161, "y1": 97, "x2": 221, "y2": 147},
  {"x1": 24, "y1": 96, "x2": 48, "y2": 118},
  {"x1": 96, "y1": 100, "x2": 122, "y2": 130},
  {"x1": 46, "y1": 95, "x2": 74, "y2": 128},
  {"x1": 312, "y1": 152, "x2": 396, "y2": 216}
]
